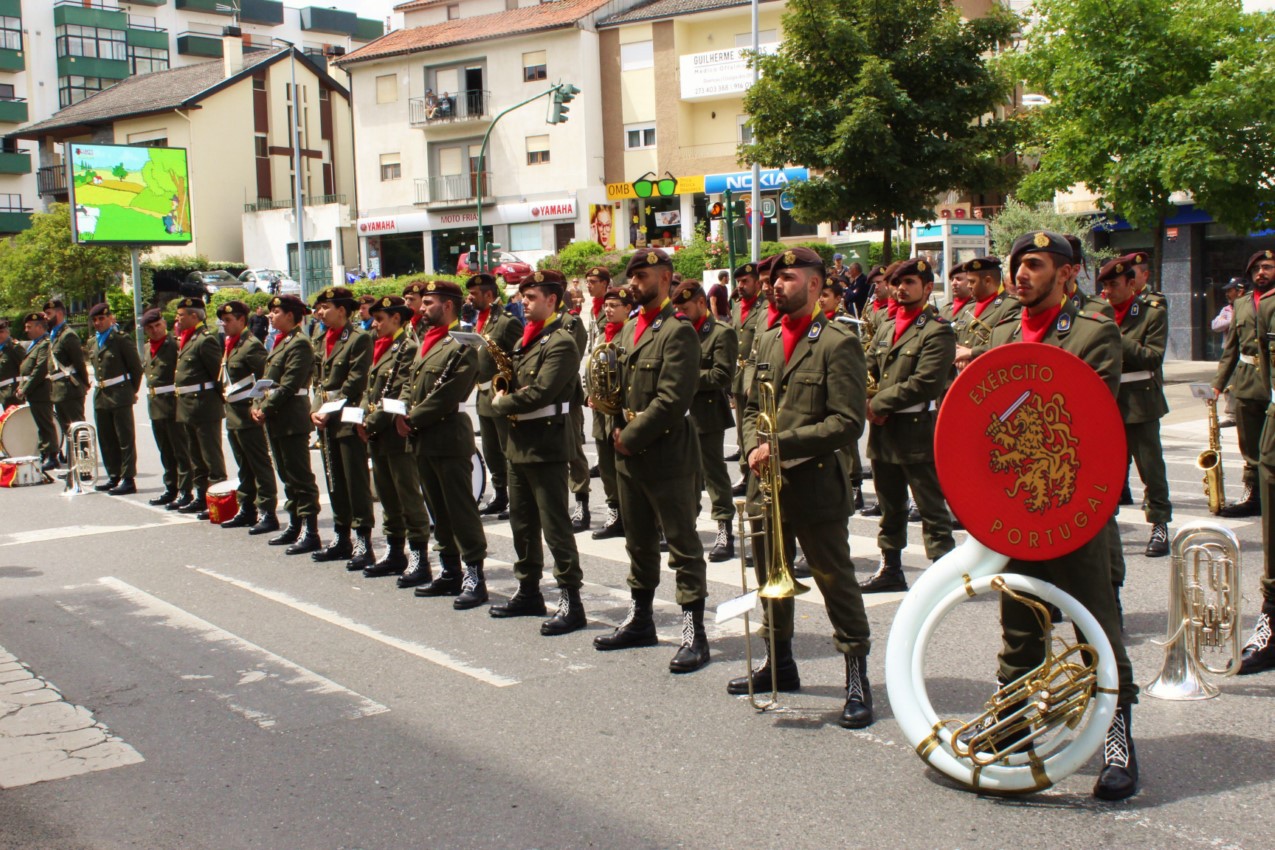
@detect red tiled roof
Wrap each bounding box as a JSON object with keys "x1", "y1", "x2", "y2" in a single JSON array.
[{"x1": 341, "y1": 0, "x2": 613, "y2": 65}]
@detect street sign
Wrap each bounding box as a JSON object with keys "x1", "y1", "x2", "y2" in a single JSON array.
[
  {"x1": 761, "y1": 198, "x2": 777, "y2": 219},
  {"x1": 779, "y1": 190, "x2": 794, "y2": 211}
]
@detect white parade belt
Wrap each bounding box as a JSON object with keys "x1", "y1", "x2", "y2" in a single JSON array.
[
  {"x1": 898, "y1": 400, "x2": 938, "y2": 413},
  {"x1": 512, "y1": 403, "x2": 565, "y2": 421},
  {"x1": 176, "y1": 381, "x2": 217, "y2": 394},
  {"x1": 0, "y1": 377, "x2": 15, "y2": 388},
  {"x1": 148, "y1": 384, "x2": 176, "y2": 397},
  {"x1": 97, "y1": 373, "x2": 130, "y2": 389},
  {"x1": 1239, "y1": 353, "x2": 1259, "y2": 366},
  {"x1": 1119, "y1": 370, "x2": 1153, "y2": 383}
]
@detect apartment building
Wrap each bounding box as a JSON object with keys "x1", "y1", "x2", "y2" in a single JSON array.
[{"x1": 0, "y1": 0, "x2": 383, "y2": 237}]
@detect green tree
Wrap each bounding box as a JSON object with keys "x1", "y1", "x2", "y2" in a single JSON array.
[
  {"x1": 988, "y1": 198, "x2": 1116, "y2": 266},
  {"x1": 742, "y1": 0, "x2": 1019, "y2": 263},
  {"x1": 0, "y1": 203, "x2": 131, "y2": 312},
  {"x1": 111, "y1": 163, "x2": 128, "y2": 181},
  {"x1": 134, "y1": 148, "x2": 190, "y2": 233},
  {"x1": 1012, "y1": 0, "x2": 1275, "y2": 285}
]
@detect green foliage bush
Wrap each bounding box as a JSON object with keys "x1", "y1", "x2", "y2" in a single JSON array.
[{"x1": 553, "y1": 241, "x2": 606, "y2": 277}]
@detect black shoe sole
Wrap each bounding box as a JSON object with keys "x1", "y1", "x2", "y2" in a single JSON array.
[
  {"x1": 453, "y1": 592, "x2": 489, "y2": 610},
  {"x1": 839, "y1": 711, "x2": 875, "y2": 730},
  {"x1": 540, "y1": 617, "x2": 587, "y2": 636},
  {"x1": 490, "y1": 603, "x2": 548, "y2": 618},
  {"x1": 591, "y1": 526, "x2": 624, "y2": 540},
  {"x1": 594, "y1": 633, "x2": 659, "y2": 651}
]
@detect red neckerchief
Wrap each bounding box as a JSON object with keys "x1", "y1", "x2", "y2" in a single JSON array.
[
  {"x1": 604, "y1": 321, "x2": 623, "y2": 343},
  {"x1": 223, "y1": 334, "x2": 239, "y2": 357},
  {"x1": 178, "y1": 327, "x2": 196, "y2": 350},
  {"x1": 766, "y1": 301, "x2": 780, "y2": 329},
  {"x1": 634, "y1": 300, "x2": 667, "y2": 345},
  {"x1": 474, "y1": 307, "x2": 491, "y2": 334},
  {"x1": 1021, "y1": 301, "x2": 1064, "y2": 344},
  {"x1": 372, "y1": 334, "x2": 395, "y2": 365},
  {"x1": 950, "y1": 297, "x2": 971, "y2": 317},
  {"x1": 410, "y1": 314, "x2": 422, "y2": 332},
  {"x1": 739, "y1": 295, "x2": 757, "y2": 323},
  {"x1": 886, "y1": 297, "x2": 900, "y2": 319},
  {"x1": 873, "y1": 296, "x2": 888, "y2": 311},
  {"x1": 893, "y1": 305, "x2": 923, "y2": 344},
  {"x1": 781, "y1": 310, "x2": 814, "y2": 363},
  {"x1": 522, "y1": 320, "x2": 546, "y2": 348},
  {"x1": 149, "y1": 337, "x2": 164, "y2": 357},
  {"x1": 972, "y1": 291, "x2": 999, "y2": 318},
  {"x1": 693, "y1": 314, "x2": 708, "y2": 333},
  {"x1": 418, "y1": 324, "x2": 449, "y2": 357},
  {"x1": 324, "y1": 326, "x2": 342, "y2": 357},
  {"x1": 1111, "y1": 296, "x2": 1135, "y2": 326},
  {"x1": 824, "y1": 309, "x2": 838, "y2": 320},
  {"x1": 591, "y1": 297, "x2": 603, "y2": 320}
]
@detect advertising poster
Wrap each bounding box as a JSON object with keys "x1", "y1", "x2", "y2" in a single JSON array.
[{"x1": 65, "y1": 143, "x2": 193, "y2": 245}]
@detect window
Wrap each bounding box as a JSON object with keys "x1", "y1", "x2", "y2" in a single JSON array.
[
  {"x1": 735, "y1": 30, "x2": 778, "y2": 47},
  {"x1": 58, "y1": 76, "x2": 107, "y2": 108},
  {"x1": 0, "y1": 15, "x2": 20, "y2": 51},
  {"x1": 253, "y1": 76, "x2": 266, "y2": 92},
  {"x1": 375, "y1": 73, "x2": 398, "y2": 104},
  {"x1": 0, "y1": 83, "x2": 14, "y2": 101},
  {"x1": 620, "y1": 40, "x2": 653, "y2": 71},
  {"x1": 56, "y1": 25, "x2": 127, "y2": 62},
  {"x1": 509, "y1": 222, "x2": 542, "y2": 253},
  {"x1": 625, "y1": 123, "x2": 656, "y2": 150},
  {"x1": 522, "y1": 50, "x2": 546, "y2": 82},
  {"x1": 129, "y1": 45, "x2": 169, "y2": 76},
  {"x1": 380, "y1": 153, "x2": 402, "y2": 181},
  {"x1": 447, "y1": 4, "x2": 460, "y2": 19},
  {"x1": 526, "y1": 135, "x2": 550, "y2": 165},
  {"x1": 255, "y1": 135, "x2": 269, "y2": 158},
  {"x1": 737, "y1": 115, "x2": 753, "y2": 144}
]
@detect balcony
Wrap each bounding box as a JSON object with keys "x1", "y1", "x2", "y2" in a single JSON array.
[
  {"x1": 353, "y1": 17, "x2": 384, "y2": 41},
  {"x1": 0, "y1": 150, "x2": 32, "y2": 175},
  {"x1": 243, "y1": 194, "x2": 347, "y2": 213},
  {"x1": 177, "y1": 32, "x2": 222, "y2": 58},
  {"x1": 301, "y1": 6, "x2": 355, "y2": 34},
  {"x1": 126, "y1": 25, "x2": 169, "y2": 50},
  {"x1": 0, "y1": 47, "x2": 22, "y2": 72},
  {"x1": 38, "y1": 165, "x2": 69, "y2": 197},
  {"x1": 239, "y1": 0, "x2": 284, "y2": 25},
  {"x1": 54, "y1": 1, "x2": 128, "y2": 30},
  {"x1": 175, "y1": 0, "x2": 231, "y2": 14},
  {"x1": 414, "y1": 173, "x2": 493, "y2": 208},
  {"x1": 0, "y1": 195, "x2": 31, "y2": 235},
  {"x1": 0, "y1": 98, "x2": 27, "y2": 124},
  {"x1": 57, "y1": 54, "x2": 130, "y2": 80},
  {"x1": 122, "y1": 0, "x2": 166, "y2": 5},
  {"x1": 409, "y1": 90, "x2": 491, "y2": 128},
  {"x1": 0, "y1": 0, "x2": 20, "y2": 16}
]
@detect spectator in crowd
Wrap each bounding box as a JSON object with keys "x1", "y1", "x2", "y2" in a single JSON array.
[
  {"x1": 248, "y1": 305, "x2": 270, "y2": 342},
  {"x1": 708, "y1": 270, "x2": 731, "y2": 320},
  {"x1": 1212, "y1": 276, "x2": 1245, "y2": 426},
  {"x1": 844, "y1": 262, "x2": 871, "y2": 316}
]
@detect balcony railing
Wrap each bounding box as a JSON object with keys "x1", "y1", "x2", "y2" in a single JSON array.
[
  {"x1": 243, "y1": 194, "x2": 347, "y2": 213},
  {"x1": 409, "y1": 90, "x2": 491, "y2": 127},
  {"x1": 38, "y1": 165, "x2": 69, "y2": 196},
  {"x1": 414, "y1": 173, "x2": 492, "y2": 207}
]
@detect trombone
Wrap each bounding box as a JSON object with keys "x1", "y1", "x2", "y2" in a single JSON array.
[{"x1": 733, "y1": 380, "x2": 810, "y2": 711}]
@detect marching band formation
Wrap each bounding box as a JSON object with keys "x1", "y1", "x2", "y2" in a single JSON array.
[{"x1": 4, "y1": 231, "x2": 1275, "y2": 805}]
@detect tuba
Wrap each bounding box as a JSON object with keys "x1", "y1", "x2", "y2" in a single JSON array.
[
  {"x1": 63, "y1": 421, "x2": 99, "y2": 495},
  {"x1": 1197, "y1": 397, "x2": 1226, "y2": 515},
  {"x1": 1144, "y1": 521, "x2": 1242, "y2": 700},
  {"x1": 587, "y1": 342, "x2": 632, "y2": 421}
]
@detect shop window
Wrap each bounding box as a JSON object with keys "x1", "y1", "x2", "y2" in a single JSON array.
[
  {"x1": 620, "y1": 40, "x2": 653, "y2": 71},
  {"x1": 376, "y1": 74, "x2": 398, "y2": 104},
  {"x1": 625, "y1": 123, "x2": 656, "y2": 150},
  {"x1": 523, "y1": 51, "x2": 547, "y2": 82},
  {"x1": 737, "y1": 115, "x2": 753, "y2": 144},
  {"x1": 509, "y1": 222, "x2": 542, "y2": 253},
  {"x1": 526, "y1": 135, "x2": 550, "y2": 165}
]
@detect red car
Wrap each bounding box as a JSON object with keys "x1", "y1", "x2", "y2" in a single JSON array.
[{"x1": 456, "y1": 250, "x2": 534, "y2": 285}]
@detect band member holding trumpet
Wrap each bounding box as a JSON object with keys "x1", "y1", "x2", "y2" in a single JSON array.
[
  {"x1": 489, "y1": 270, "x2": 586, "y2": 634},
  {"x1": 215, "y1": 301, "x2": 278, "y2": 533},
  {"x1": 467, "y1": 273, "x2": 523, "y2": 520},
  {"x1": 990, "y1": 231, "x2": 1139, "y2": 801},
  {"x1": 86, "y1": 303, "x2": 142, "y2": 495},
  {"x1": 1241, "y1": 255, "x2": 1275, "y2": 674},
  {"x1": 593, "y1": 248, "x2": 711, "y2": 673},
  {"x1": 0, "y1": 319, "x2": 22, "y2": 409},
  {"x1": 728, "y1": 247, "x2": 874, "y2": 728}
]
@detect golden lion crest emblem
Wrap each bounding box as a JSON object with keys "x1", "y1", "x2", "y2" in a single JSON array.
[
  {"x1": 985, "y1": 391, "x2": 1080, "y2": 514},
  {"x1": 1033, "y1": 232, "x2": 1050, "y2": 248}
]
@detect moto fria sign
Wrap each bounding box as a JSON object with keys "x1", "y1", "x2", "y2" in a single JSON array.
[{"x1": 679, "y1": 44, "x2": 779, "y2": 102}]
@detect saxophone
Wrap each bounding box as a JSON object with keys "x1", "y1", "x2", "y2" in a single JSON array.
[
  {"x1": 1197, "y1": 397, "x2": 1226, "y2": 515},
  {"x1": 480, "y1": 331, "x2": 514, "y2": 394}
]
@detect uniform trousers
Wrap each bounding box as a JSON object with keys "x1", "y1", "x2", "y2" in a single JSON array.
[
  {"x1": 53, "y1": 394, "x2": 85, "y2": 436},
  {"x1": 595, "y1": 416, "x2": 618, "y2": 509},
  {"x1": 94, "y1": 405, "x2": 136, "y2": 479},
  {"x1": 370, "y1": 444, "x2": 429, "y2": 544},
  {"x1": 1258, "y1": 407, "x2": 1275, "y2": 601},
  {"x1": 697, "y1": 428, "x2": 734, "y2": 522},
  {"x1": 150, "y1": 417, "x2": 190, "y2": 494},
  {"x1": 871, "y1": 458, "x2": 955, "y2": 560},
  {"x1": 227, "y1": 424, "x2": 276, "y2": 513},
  {"x1": 323, "y1": 432, "x2": 373, "y2": 529},
  {"x1": 1234, "y1": 397, "x2": 1266, "y2": 490},
  {"x1": 508, "y1": 461, "x2": 582, "y2": 588},
  {"x1": 477, "y1": 412, "x2": 509, "y2": 491},
  {"x1": 617, "y1": 470, "x2": 707, "y2": 605},
  {"x1": 181, "y1": 419, "x2": 226, "y2": 492},
  {"x1": 415, "y1": 449, "x2": 486, "y2": 565},
  {"x1": 568, "y1": 403, "x2": 589, "y2": 496},
  {"x1": 1124, "y1": 420, "x2": 1172, "y2": 523},
  {"x1": 30, "y1": 400, "x2": 59, "y2": 460},
  {"x1": 266, "y1": 428, "x2": 319, "y2": 518}
]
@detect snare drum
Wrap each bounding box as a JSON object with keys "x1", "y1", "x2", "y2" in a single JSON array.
[
  {"x1": 0, "y1": 405, "x2": 38, "y2": 459},
  {"x1": 471, "y1": 451, "x2": 487, "y2": 503},
  {"x1": 0, "y1": 456, "x2": 48, "y2": 487},
  {"x1": 206, "y1": 480, "x2": 239, "y2": 524}
]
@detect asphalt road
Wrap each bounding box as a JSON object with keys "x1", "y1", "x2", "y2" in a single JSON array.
[{"x1": 0, "y1": 362, "x2": 1270, "y2": 850}]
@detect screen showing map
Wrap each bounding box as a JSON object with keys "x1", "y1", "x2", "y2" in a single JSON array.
[{"x1": 65, "y1": 143, "x2": 193, "y2": 245}]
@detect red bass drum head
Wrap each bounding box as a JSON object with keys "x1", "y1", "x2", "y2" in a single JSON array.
[{"x1": 936, "y1": 342, "x2": 1126, "y2": 561}]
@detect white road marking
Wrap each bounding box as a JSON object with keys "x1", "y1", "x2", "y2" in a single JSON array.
[
  {"x1": 0, "y1": 522, "x2": 190, "y2": 547},
  {"x1": 189, "y1": 567, "x2": 519, "y2": 688}
]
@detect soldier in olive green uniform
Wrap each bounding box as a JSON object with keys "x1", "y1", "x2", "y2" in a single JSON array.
[
  {"x1": 593, "y1": 248, "x2": 711, "y2": 674},
  {"x1": 43, "y1": 300, "x2": 87, "y2": 462},
  {"x1": 467, "y1": 273, "x2": 523, "y2": 519},
  {"x1": 673, "y1": 281, "x2": 738, "y2": 561},
  {"x1": 1122, "y1": 251, "x2": 1167, "y2": 309},
  {"x1": 860, "y1": 258, "x2": 956, "y2": 593},
  {"x1": 309, "y1": 287, "x2": 375, "y2": 567},
  {"x1": 1064, "y1": 236, "x2": 1115, "y2": 321},
  {"x1": 140, "y1": 311, "x2": 191, "y2": 505},
  {"x1": 588, "y1": 286, "x2": 634, "y2": 540},
  {"x1": 727, "y1": 248, "x2": 875, "y2": 727},
  {"x1": 85, "y1": 303, "x2": 143, "y2": 494},
  {"x1": 402, "y1": 280, "x2": 488, "y2": 609},
  {"x1": 171, "y1": 297, "x2": 226, "y2": 514},
  {"x1": 0, "y1": 319, "x2": 23, "y2": 409},
  {"x1": 488, "y1": 271, "x2": 587, "y2": 634},
  {"x1": 15, "y1": 314, "x2": 59, "y2": 467},
  {"x1": 557, "y1": 301, "x2": 591, "y2": 531},
  {"x1": 821, "y1": 278, "x2": 868, "y2": 514},
  {"x1": 730, "y1": 263, "x2": 767, "y2": 490},
  {"x1": 989, "y1": 230, "x2": 1138, "y2": 801},
  {"x1": 359, "y1": 297, "x2": 433, "y2": 586},
  {"x1": 1098, "y1": 258, "x2": 1172, "y2": 558},
  {"x1": 252, "y1": 295, "x2": 322, "y2": 554},
  {"x1": 950, "y1": 258, "x2": 1007, "y2": 372},
  {"x1": 1213, "y1": 249, "x2": 1274, "y2": 518},
  {"x1": 214, "y1": 301, "x2": 278, "y2": 532}
]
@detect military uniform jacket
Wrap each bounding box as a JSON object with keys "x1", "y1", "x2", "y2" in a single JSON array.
[
  {"x1": 560, "y1": 308, "x2": 587, "y2": 404},
  {"x1": 48, "y1": 325, "x2": 86, "y2": 403},
  {"x1": 87, "y1": 328, "x2": 142, "y2": 410},
  {"x1": 613, "y1": 302, "x2": 701, "y2": 480},
  {"x1": 1254, "y1": 293, "x2": 1275, "y2": 402},
  {"x1": 866, "y1": 305, "x2": 955, "y2": 464},
  {"x1": 690, "y1": 316, "x2": 737, "y2": 434},
  {"x1": 1114, "y1": 296, "x2": 1169, "y2": 423},
  {"x1": 730, "y1": 293, "x2": 768, "y2": 396},
  {"x1": 1070, "y1": 287, "x2": 1115, "y2": 320},
  {"x1": 254, "y1": 327, "x2": 315, "y2": 437},
  {"x1": 0, "y1": 338, "x2": 25, "y2": 403},
  {"x1": 363, "y1": 330, "x2": 416, "y2": 453},
  {"x1": 174, "y1": 327, "x2": 224, "y2": 424},
  {"x1": 312, "y1": 324, "x2": 372, "y2": 441},
  {"x1": 143, "y1": 336, "x2": 179, "y2": 421},
  {"x1": 18, "y1": 337, "x2": 51, "y2": 403},
  {"x1": 223, "y1": 333, "x2": 267, "y2": 431},
  {"x1": 402, "y1": 331, "x2": 478, "y2": 458},
  {"x1": 1214, "y1": 292, "x2": 1269, "y2": 401},
  {"x1": 474, "y1": 306, "x2": 523, "y2": 418},
  {"x1": 990, "y1": 297, "x2": 1121, "y2": 397},
  {"x1": 743, "y1": 313, "x2": 865, "y2": 523},
  {"x1": 489, "y1": 318, "x2": 580, "y2": 464}
]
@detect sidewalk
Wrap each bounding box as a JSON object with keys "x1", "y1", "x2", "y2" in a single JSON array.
[{"x1": 1163, "y1": 359, "x2": 1218, "y2": 385}]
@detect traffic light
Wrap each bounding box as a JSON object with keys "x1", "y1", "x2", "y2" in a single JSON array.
[
  {"x1": 709, "y1": 202, "x2": 724, "y2": 220},
  {"x1": 548, "y1": 83, "x2": 580, "y2": 124},
  {"x1": 484, "y1": 242, "x2": 502, "y2": 271}
]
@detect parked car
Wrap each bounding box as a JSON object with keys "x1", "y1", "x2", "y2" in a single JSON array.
[
  {"x1": 184, "y1": 269, "x2": 239, "y2": 296},
  {"x1": 238, "y1": 268, "x2": 300, "y2": 296},
  {"x1": 456, "y1": 250, "x2": 534, "y2": 286}
]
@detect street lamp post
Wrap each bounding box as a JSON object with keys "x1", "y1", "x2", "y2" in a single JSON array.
[{"x1": 274, "y1": 38, "x2": 308, "y2": 300}]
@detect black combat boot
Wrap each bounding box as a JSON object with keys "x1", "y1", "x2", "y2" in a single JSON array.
[
  {"x1": 1093, "y1": 704, "x2": 1139, "y2": 801},
  {"x1": 94, "y1": 476, "x2": 120, "y2": 492},
  {"x1": 166, "y1": 490, "x2": 194, "y2": 512},
  {"x1": 108, "y1": 478, "x2": 136, "y2": 496},
  {"x1": 1238, "y1": 599, "x2": 1275, "y2": 675},
  {"x1": 852, "y1": 485, "x2": 865, "y2": 514},
  {"x1": 839, "y1": 655, "x2": 874, "y2": 729},
  {"x1": 363, "y1": 536, "x2": 406, "y2": 576},
  {"x1": 249, "y1": 511, "x2": 280, "y2": 535},
  {"x1": 570, "y1": 494, "x2": 591, "y2": 533},
  {"x1": 592, "y1": 504, "x2": 624, "y2": 540},
  {"x1": 149, "y1": 489, "x2": 177, "y2": 506},
  {"x1": 593, "y1": 589, "x2": 658, "y2": 650},
  {"x1": 726, "y1": 638, "x2": 800, "y2": 695},
  {"x1": 668, "y1": 601, "x2": 710, "y2": 673},
  {"x1": 416, "y1": 555, "x2": 462, "y2": 597},
  {"x1": 268, "y1": 513, "x2": 301, "y2": 546},
  {"x1": 395, "y1": 541, "x2": 432, "y2": 588},
  {"x1": 791, "y1": 553, "x2": 811, "y2": 579},
  {"x1": 541, "y1": 586, "x2": 586, "y2": 636},
  {"x1": 479, "y1": 487, "x2": 508, "y2": 516},
  {"x1": 453, "y1": 562, "x2": 488, "y2": 610},
  {"x1": 346, "y1": 527, "x2": 375, "y2": 571},
  {"x1": 1219, "y1": 483, "x2": 1260, "y2": 518},
  {"x1": 177, "y1": 489, "x2": 207, "y2": 514},
  {"x1": 860, "y1": 501, "x2": 882, "y2": 517},
  {"x1": 312, "y1": 525, "x2": 352, "y2": 562},
  {"x1": 221, "y1": 504, "x2": 258, "y2": 529},
  {"x1": 286, "y1": 515, "x2": 322, "y2": 555},
  {"x1": 730, "y1": 476, "x2": 747, "y2": 497},
  {"x1": 1144, "y1": 523, "x2": 1169, "y2": 558},
  {"x1": 708, "y1": 521, "x2": 734, "y2": 563},
  {"x1": 860, "y1": 551, "x2": 906, "y2": 593},
  {"x1": 489, "y1": 580, "x2": 547, "y2": 618},
  {"x1": 1118, "y1": 482, "x2": 1134, "y2": 506}
]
